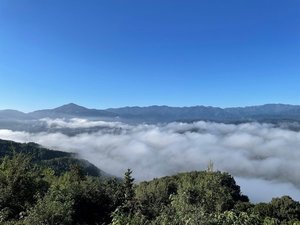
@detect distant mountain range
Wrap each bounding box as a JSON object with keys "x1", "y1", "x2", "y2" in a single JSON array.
[{"x1": 1, "y1": 103, "x2": 300, "y2": 128}]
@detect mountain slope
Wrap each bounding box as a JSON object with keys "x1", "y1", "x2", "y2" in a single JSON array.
[
  {"x1": 106, "y1": 104, "x2": 300, "y2": 122},
  {"x1": 28, "y1": 103, "x2": 117, "y2": 119},
  {"x1": 106, "y1": 105, "x2": 235, "y2": 122},
  {"x1": 0, "y1": 109, "x2": 29, "y2": 120},
  {"x1": 0, "y1": 139, "x2": 107, "y2": 177}
]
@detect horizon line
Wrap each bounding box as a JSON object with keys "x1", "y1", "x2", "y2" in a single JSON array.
[{"x1": 1, "y1": 102, "x2": 299, "y2": 114}]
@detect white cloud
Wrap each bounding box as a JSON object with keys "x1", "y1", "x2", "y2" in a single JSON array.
[
  {"x1": 39, "y1": 118, "x2": 126, "y2": 129},
  {"x1": 1, "y1": 119, "x2": 300, "y2": 202}
]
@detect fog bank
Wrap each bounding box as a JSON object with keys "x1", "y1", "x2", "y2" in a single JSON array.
[{"x1": 0, "y1": 119, "x2": 300, "y2": 202}]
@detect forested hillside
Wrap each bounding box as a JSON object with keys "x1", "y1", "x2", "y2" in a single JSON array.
[
  {"x1": 0, "y1": 139, "x2": 105, "y2": 177},
  {"x1": 0, "y1": 140, "x2": 299, "y2": 224}
]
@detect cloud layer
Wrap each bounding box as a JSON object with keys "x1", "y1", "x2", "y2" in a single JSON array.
[{"x1": 1, "y1": 119, "x2": 300, "y2": 202}]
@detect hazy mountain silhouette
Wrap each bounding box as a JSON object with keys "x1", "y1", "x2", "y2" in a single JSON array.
[
  {"x1": 1, "y1": 103, "x2": 300, "y2": 127},
  {"x1": 28, "y1": 103, "x2": 117, "y2": 119}
]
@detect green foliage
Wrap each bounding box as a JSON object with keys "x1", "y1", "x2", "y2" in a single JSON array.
[
  {"x1": 252, "y1": 202, "x2": 274, "y2": 218},
  {"x1": 0, "y1": 153, "x2": 123, "y2": 225},
  {"x1": 119, "y1": 171, "x2": 300, "y2": 225},
  {"x1": 135, "y1": 170, "x2": 248, "y2": 222},
  {"x1": 0, "y1": 154, "x2": 45, "y2": 222},
  {"x1": 24, "y1": 185, "x2": 74, "y2": 225},
  {"x1": 111, "y1": 169, "x2": 138, "y2": 225},
  {"x1": 270, "y1": 196, "x2": 300, "y2": 222},
  {"x1": 124, "y1": 169, "x2": 135, "y2": 202},
  {"x1": 0, "y1": 139, "x2": 105, "y2": 177},
  {"x1": 25, "y1": 170, "x2": 123, "y2": 225},
  {"x1": 135, "y1": 176, "x2": 177, "y2": 219}
]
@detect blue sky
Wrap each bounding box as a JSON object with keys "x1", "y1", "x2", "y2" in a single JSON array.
[{"x1": 0, "y1": 0, "x2": 299, "y2": 112}]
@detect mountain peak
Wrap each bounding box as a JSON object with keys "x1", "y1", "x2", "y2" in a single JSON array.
[
  {"x1": 61, "y1": 103, "x2": 83, "y2": 108},
  {"x1": 54, "y1": 103, "x2": 88, "y2": 113}
]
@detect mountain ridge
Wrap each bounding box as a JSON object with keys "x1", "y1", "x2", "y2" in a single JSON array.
[
  {"x1": 2, "y1": 102, "x2": 300, "y2": 113},
  {"x1": 2, "y1": 103, "x2": 300, "y2": 124}
]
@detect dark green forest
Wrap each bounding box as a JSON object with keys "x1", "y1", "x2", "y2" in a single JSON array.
[{"x1": 0, "y1": 140, "x2": 299, "y2": 225}]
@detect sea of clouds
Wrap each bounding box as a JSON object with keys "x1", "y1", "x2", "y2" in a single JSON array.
[{"x1": 0, "y1": 118, "x2": 300, "y2": 203}]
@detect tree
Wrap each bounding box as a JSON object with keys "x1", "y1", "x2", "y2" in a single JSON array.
[
  {"x1": 270, "y1": 196, "x2": 300, "y2": 222},
  {"x1": 24, "y1": 187, "x2": 74, "y2": 225},
  {"x1": 124, "y1": 169, "x2": 135, "y2": 202},
  {"x1": 111, "y1": 169, "x2": 137, "y2": 225},
  {"x1": 0, "y1": 154, "x2": 42, "y2": 222}
]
